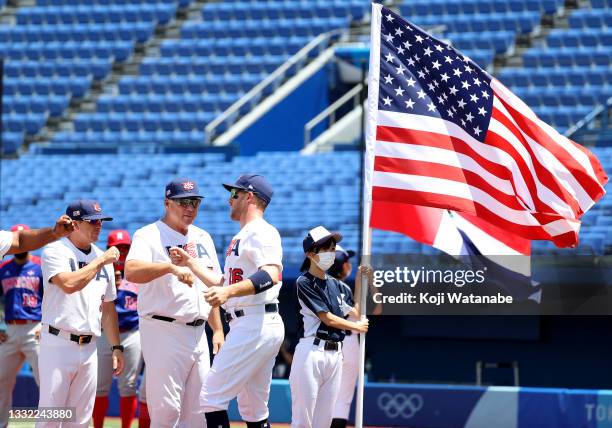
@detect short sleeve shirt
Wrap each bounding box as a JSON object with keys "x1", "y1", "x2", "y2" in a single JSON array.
[
  {"x1": 0, "y1": 231, "x2": 13, "y2": 258},
  {"x1": 295, "y1": 272, "x2": 353, "y2": 342},
  {"x1": 222, "y1": 217, "x2": 283, "y2": 311},
  {"x1": 0, "y1": 256, "x2": 43, "y2": 321},
  {"x1": 41, "y1": 238, "x2": 116, "y2": 336},
  {"x1": 126, "y1": 221, "x2": 220, "y2": 322}
]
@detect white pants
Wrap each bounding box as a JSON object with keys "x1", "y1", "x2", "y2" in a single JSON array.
[
  {"x1": 201, "y1": 310, "x2": 284, "y2": 422},
  {"x1": 139, "y1": 317, "x2": 210, "y2": 428},
  {"x1": 96, "y1": 330, "x2": 142, "y2": 397},
  {"x1": 0, "y1": 322, "x2": 40, "y2": 428},
  {"x1": 332, "y1": 333, "x2": 359, "y2": 419},
  {"x1": 289, "y1": 338, "x2": 343, "y2": 428},
  {"x1": 36, "y1": 328, "x2": 97, "y2": 428}
]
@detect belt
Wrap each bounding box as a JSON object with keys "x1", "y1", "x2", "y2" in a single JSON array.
[
  {"x1": 313, "y1": 337, "x2": 340, "y2": 351},
  {"x1": 345, "y1": 330, "x2": 352, "y2": 336},
  {"x1": 7, "y1": 319, "x2": 39, "y2": 325},
  {"x1": 48, "y1": 325, "x2": 93, "y2": 345},
  {"x1": 151, "y1": 315, "x2": 205, "y2": 327},
  {"x1": 224, "y1": 303, "x2": 278, "y2": 323}
]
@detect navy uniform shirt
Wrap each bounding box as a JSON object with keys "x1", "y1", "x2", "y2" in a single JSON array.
[{"x1": 296, "y1": 272, "x2": 353, "y2": 342}]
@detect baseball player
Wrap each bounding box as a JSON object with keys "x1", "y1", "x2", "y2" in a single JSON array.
[
  {"x1": 0, "y1": 225, "x2": 43, "y2": 428},
  {"x1": 290, "y1": 227, "x2": 368, "y2": 428},
  {"x1": 93, "y1": 230, "x2": 143, "y2": 428},
  {"x1": 37, "y1": 200, "x2": 125, "y2": 428},
  {"x1": 124, "y1": 178, "x2": 224, "y2": 428},
  {"x1": 193, "y1": 174, "x2": 284, "y2": 428},
  {"x1": 328, "y1": 245, "x2": 361, "y2": 428},
  {"x1": 0, "y1": 216, "x2": 74, "y2": 259}
]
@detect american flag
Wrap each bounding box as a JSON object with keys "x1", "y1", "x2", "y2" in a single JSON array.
[{"x1": 365, "y1": 4, "x2": 608, "y2": 247}]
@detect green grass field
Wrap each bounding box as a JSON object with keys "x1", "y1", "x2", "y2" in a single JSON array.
[{"x1": 9, "y1": 418, "x2": 292, "y2": 427}]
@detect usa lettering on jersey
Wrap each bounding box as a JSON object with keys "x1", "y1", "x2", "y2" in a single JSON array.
[
  {"x1": 69, "y1": 259, "x2": 110, "y2": 281},
  {"x1": 226, "y1": 239, "x2": 240, "y2": 257},
  {"x1": 164, "y1": 242, "x2": 210, "y2": 258}
]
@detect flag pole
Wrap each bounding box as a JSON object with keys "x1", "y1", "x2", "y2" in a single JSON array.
[{"x1": 355, "y1": 4, "x2": 381, "y2": 427}]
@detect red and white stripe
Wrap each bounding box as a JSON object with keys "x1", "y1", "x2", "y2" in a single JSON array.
[{"x1": 369, "y1": 79, "x2": 608, "y2": 248}]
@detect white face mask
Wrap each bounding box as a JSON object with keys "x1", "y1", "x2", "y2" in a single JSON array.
[{"x1": 315, "y1": 251, "x2": 336, "y2": 271}]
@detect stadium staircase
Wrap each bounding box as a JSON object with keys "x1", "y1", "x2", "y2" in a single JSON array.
[{"x1": 1, "y1": 0, "x2": 610, "y2": 257}]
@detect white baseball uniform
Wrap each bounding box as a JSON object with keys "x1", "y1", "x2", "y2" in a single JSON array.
[
  {"x1": 37, "y1": 238, "x2": 116, "y2": 428},
  {"x1": 332, "y1": 281, "x2": 359, "y2": 421},
  {"x1": 201, "y1": 217, "x2": 284, "y2": 423},
  {"x1": 0, "y1": 231, "x2": 13, "y2": 258},
  {"x1": 290, "y1": 273, "x2": 353, "y2": 428},
  {"x1": 126, "y1": 220, "x2": 220, "y2": 428}
]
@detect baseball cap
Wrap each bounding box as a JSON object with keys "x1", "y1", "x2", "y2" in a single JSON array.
[
  {"x1": 300, "y1": 226, "x2": 343, "y2": 272},
  {"x1": 165, "y1": 178, "x2": 203, "y2": 199},
  {"x1": 66, "y1": 200, "x2": 113, "y2": 221},
  {"x1": 223, "y1": 174, "x2": 273, "y2": 204},
  {"x1": 10, "y1": 224, "x2": 30, "y2": 232},
  {"x1": 328, "y1": 244, "x2": 356, "y2": 278},
  {"x1": 302, "y1": 226, "x2": 343, "y2": 253},
  {"x1": 107, "y1": 229, "x2": 131, "y2": 247}
]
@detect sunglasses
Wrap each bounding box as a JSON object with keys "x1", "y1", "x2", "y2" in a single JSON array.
[
  {"x1": 173, "y1": 198, "x2": 201, "y2": 208},
  {"x1": 230, "y1": 188, "x2": 243, "y2": 199},
  {"x1": 81, "y1": 219, "x2": 103, "y2": 225}
]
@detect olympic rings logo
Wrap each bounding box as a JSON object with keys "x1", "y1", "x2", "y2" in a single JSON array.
[{"x1": 377, "y1": 392, "x2": 424, "y2": 419}]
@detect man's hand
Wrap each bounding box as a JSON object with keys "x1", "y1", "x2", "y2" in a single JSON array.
[
  {"x1": 358, "y1": 265, "x2": 373, "y2": 282},
  {"x1": 170, "y1": 265, "x2": 194, "y2": 287},
  {"x1": 204, "y1": 287, "x2": 230, "y2": 307},
  {"x1": 169, "y1": 247, "x2": 193, "y2": 268},
  {"x1": 112, "y1": 349, "x2": 125, "y2": 376},
  {"x1": 212, "y1": 330, "x2": 225, "y2": 355},
  {"x1": 0, "y1": 330, "x2": 7, "y2": 344},
  {"x1": 101, "y1": 246, "x2": 120, "y2": 266},
  {"x1": 352, "y1": 318, "x2": 369, "y2": 333},
  {"x1": 52, "y1": 215, "x2": 75, "y2": 238}
]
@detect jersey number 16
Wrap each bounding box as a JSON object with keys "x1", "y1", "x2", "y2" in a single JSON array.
[{"x1": 228, "y1": 268, "x2": 243, "y2": 285}]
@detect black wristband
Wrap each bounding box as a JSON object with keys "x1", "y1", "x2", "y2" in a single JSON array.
[{"x1": 111, "y1": 345, "x2": 124, "y2": 352}]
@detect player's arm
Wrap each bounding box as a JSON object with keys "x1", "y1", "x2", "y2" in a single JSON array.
[
  {"x1": 125, "y1": 260, "x2": 194, "y2": 287},
  {"x1": 204, "y1": 264, "x2": 280, "y2": 307},
  {"x1": 101, "y1": 301, "x2": 125, "y2": 376},
  {"x1": 6, "y1": 215, "x2": 74, "y2": 255},
  {"x1": 207, "y1": 307, "x2": 225, "y2": 354},
  {"x1": 49, "y1": 247, "x2": 119, "y2": 294},
  {"x1": 168, "y1": 247, "x2": 223, "y2": 287},
  {"x1": 317, "y1": 311, "x2": 369, "y2": 333}
]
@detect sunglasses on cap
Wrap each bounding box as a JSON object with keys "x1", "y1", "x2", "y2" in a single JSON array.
[{"x1": 173, "y1": 198, "x2": 201, "y2": 208}]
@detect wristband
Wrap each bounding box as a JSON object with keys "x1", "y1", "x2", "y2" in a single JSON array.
[{"x1": 111, "y1": 345, "x2": 124, "y2": 352}]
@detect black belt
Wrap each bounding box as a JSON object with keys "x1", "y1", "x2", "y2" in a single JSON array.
[
  {"x1": 313, "y1": 337, "x2": 340, "y2": 351},
  {"x1": 151, "y1": 315, "x2": 205, "y2": 327},
  {"x1": 345, "y1": 330, "x2": 352, "y2": 336},
  {"x1": 48, "y1": 325, "x2": 93, "y2": 345},
  {"x1": 224, "y1": 303, "x2": 278, "y2": 323}
]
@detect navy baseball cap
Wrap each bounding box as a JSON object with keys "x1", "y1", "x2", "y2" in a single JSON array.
[
  {"x1": 328, "y1": 244, "x2": 356, "y2": 278},
  {"x1": 165, "y1": 178, "x2": 203, "y2": 199},
  {"x1": 66, "y1": 200, "x2": 113, "y2": 221},
  {"x1": 302, "y1": 226, "x2": 343, "y2": 253},
  {"x1": 223, "y1": 174, "x2": 273, "y2": 204}
]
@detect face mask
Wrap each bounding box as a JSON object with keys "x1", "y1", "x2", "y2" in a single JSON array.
[{"x1": 315, "y1": 251, "x2": 336, "y2": 271}]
